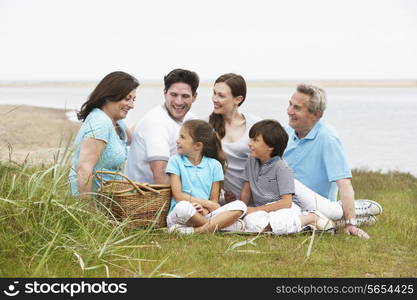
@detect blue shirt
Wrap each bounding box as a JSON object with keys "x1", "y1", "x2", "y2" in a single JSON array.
[
  {"x1": 165, "y1": 155, "x2": 224, "y2": 212},
  {"x1": 69, "y1": 108, "x2": 128, "y2": 195},
  {"x1": 283, "y1": 119, "x2": 352, "y2": 201}
]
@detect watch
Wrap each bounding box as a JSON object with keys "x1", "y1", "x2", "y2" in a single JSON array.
[{"x1": 345, "y1": 218, "x2": 357, "y2": 226}]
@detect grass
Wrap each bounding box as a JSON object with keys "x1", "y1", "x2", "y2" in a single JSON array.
[{"x1": 0, "y1": 156, "x2": 416, "y2": 278}]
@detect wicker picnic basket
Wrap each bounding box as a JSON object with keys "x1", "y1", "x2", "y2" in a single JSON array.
[{"x1": 95, "y1": 170, "x2": 171, "y2": 228}]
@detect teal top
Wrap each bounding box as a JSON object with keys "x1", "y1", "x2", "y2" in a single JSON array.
[
  {"x1": 69, "y1": 108, "x2": 128, "y2": 195},
  {"x1": 165, "y1": 154, "x2": 224, "y2": 212}
]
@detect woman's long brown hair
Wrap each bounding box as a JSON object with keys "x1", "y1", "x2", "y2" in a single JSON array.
[{"x1": 209, "y1": 73, "x2": 247, "y2": 139}]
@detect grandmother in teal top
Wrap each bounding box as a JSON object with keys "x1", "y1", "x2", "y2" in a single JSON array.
[{"x1": 69, "y1": 71, "x2": 139, "y2": 197}]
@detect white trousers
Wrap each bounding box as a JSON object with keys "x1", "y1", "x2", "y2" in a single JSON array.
[
  {"x1": 244, "y1": 204, "x2": 303, "y2": 235},
  {"x1": 167, "y1": 200, "x2": 247, "y2": 229},
  {"x1": 221, "y1": 179, "x2": 343, "y2": 220},
  {"x1": 294, "y1": 179, "x2": 343, "y2": 220}
]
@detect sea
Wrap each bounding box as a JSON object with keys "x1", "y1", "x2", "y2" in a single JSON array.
[{"x1": 1, "y1": 85, "x2": 416, "y2": 177}]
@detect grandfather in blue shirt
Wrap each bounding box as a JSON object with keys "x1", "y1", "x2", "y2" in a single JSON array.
[{"x1": 283, "y1": 83, "x2": 369, "y2": 239}]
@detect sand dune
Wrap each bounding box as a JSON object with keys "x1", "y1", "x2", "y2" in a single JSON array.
[{"x1": 0, "y1": 105, "x2": 80, "y2": 165}]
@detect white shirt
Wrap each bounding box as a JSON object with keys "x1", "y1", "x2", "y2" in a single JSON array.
[
  {"x1": 126, "y1": 104, "x2": 196, "y2": 183},
  {"x1": 222, "y1": 113, "x2": 261, "y2": 198}
]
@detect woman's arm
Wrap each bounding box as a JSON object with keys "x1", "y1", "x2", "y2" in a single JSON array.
[{"x1": 77, "y1": 138, "x2": 106, "y2": 198}]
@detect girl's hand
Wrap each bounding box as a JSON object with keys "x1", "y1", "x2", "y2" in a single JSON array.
[
  {"x1": 201, "y1": 208, "x2": 210, "y2": 216},
  {"x1": 205, "y1": 201, "x2": 220, "y2": 212},
  {"x1": 192, "y1": 203, "x2": 205, "y2": 214}
]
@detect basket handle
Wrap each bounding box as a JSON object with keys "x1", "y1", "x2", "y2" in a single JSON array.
[{"x1": 95, "y1": 170, "x2": 148, "y2": 195}]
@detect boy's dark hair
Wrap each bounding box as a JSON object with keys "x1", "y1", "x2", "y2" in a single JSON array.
[
  {"x1": 163, "y1": 68, "x2": 199, "y2": 95},
  {"x1": 249, "y1": 119, "x2": 288, "y2": 157}
]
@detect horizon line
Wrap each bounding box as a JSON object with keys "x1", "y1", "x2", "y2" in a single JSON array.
[{"x1": 1, "y1": 79, "x2": 417, "y2": 88}]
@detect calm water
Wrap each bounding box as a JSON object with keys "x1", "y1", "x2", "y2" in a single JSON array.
[{"x1": 1, "y1": 86, "x2": 416, "y2": 177}]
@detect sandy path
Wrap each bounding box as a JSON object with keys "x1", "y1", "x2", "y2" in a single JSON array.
[{"x1": 0, "y1": 105, "x2": 80, "y2": 165}]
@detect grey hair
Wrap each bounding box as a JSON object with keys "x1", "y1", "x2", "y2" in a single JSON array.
[{"x1": 296, "y1": 83, "x2": 327, "y2": 116}]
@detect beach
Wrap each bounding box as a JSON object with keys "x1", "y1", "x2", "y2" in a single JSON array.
[
  {"x1": 0, "y1": 105, "x2": 80, "y2": 165},
  {"x1": 1, "y1": 84, "x2": 417, "y2": 177}
]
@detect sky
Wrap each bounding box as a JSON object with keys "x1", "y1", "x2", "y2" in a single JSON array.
[{"x1": 1, "y1": 0, "x2": 417, "y2": 81}]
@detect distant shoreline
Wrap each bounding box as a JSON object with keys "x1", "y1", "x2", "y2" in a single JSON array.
[
  {"x1": 1, "y1": 80, "x2": 417, "y2": 88},
  {"x1": 1, "y1": 104, "x2": 416, "y2": 178}
]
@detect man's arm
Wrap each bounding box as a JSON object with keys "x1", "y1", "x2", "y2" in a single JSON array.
[
  {"x1": 149, "y1": 160, "x2": 170, "y2": 184},
  {"x1": 337, "y1": 178, "x2": 370, "y2": 239}
]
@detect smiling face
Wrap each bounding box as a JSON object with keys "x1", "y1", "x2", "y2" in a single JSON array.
[
  {"x1": 287, "y1": 91, "x2": 320, "y2": 138},
  {"x1": 212, "y1": 82, "x2": 243, "y2": 115},
  {"x1": 176, "y1": 126, "x2": 199, "y2": 156},
  {"x1": 164, "y1": 82, "x2": 196, "y2": 121},
  {"x1": 248, "y1": 134, "x2": 274, "y2": 163},
  {"x1": 103, "y1": 89, "x2": 136, "y2": 122}
]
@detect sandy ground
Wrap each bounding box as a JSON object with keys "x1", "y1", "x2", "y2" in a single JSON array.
[{"x1": 0, "y1": 105, "x2": 80, "y2": 165}]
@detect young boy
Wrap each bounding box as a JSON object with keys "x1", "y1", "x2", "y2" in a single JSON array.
[{"x1": 240, "y1": 119, "x2": 335, "y2": 235}]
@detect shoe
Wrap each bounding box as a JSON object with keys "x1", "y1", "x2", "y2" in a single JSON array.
[
  {"x1": 168, "y1": 224, "x2": 194, "y2": 235},
  {"x1": 310, "y1": 210, "x2": 335, "y2": 231},
  {"x1": 357, "y1": 199, "x2": 382, "y2": 216},
  {"x1": 221, "y1": 219, "x2": 245, "y2": 232},
  {"x1": 335, "y1": 215, "x2": 377, "y2": 229},
  {"x1": 337, "y1": 199, "x2": 382, "y2": 217}
]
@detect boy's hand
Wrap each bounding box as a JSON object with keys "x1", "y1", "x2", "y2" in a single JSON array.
[
  {"x1": 224, "y1": 191, "x2": 237, "y2": 203},
  {"x1": 245, "y1": 207, "x2": 257, "y2": 215}
]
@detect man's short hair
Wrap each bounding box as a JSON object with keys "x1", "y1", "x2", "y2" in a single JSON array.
[
  {"x1": 249, "y1": 119, "x2": 288, "y2": 157},
  {"x1": 297, "y1": 83, "x2": 327, "y2": 115},
  {"x1": 164, "y1": 69, "x2": 199, "y2": 95}
]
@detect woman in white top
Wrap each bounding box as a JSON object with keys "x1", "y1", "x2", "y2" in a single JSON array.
[
  {"x1": 208, "y1": 73, "x2": 344, "y2": 221},
  {"x1": 208, "y1": 73, "x2": 261, "y2": 203}
]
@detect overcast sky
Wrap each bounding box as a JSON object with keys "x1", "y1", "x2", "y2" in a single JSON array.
[{"x1": 1, "y1": 0, "x2": 416, "y2": 81}]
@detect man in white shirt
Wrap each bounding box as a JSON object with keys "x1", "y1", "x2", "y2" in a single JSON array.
[{"x1": 126, "y1": 69, "x2": 199, "y2": 184}]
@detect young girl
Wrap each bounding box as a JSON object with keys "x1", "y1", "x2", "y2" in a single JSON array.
[
  {"x1": 241, "y1": 119, "x2": 335, "y2": 235},
  {"x1": 166, "y1": 119, "x2": 247, "y2": 234}
]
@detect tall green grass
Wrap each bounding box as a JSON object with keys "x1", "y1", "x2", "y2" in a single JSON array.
[
  {"x1": 1, "y1": 154, "x2": 416, "y2": 277},
  {"x1": 0, "y1": 152, "x2": 162, "y2": 277}
]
